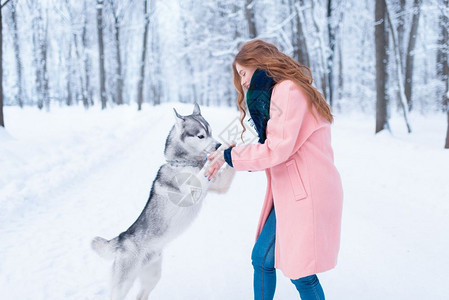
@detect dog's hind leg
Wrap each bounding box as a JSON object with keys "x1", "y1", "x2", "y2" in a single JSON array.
[
  {"x1": 136, "y1": 252, "x2": 162, "y2": 300},
  {"x1": 110, "y1": 254, "x2": 140, "y2": 300}
]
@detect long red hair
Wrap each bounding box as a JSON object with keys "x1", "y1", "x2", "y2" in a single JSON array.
[{"x1": 232, "y1": 39, "x2": 333, "y2": 141}]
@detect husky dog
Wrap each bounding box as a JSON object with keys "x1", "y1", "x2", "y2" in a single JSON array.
[{"x1": 91, "y1": 103, "x2": 235, "y2": 300}]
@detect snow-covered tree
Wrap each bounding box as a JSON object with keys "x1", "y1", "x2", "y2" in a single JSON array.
[{"x1": 375, "y1": 0, "x2": 390, "y2": 133}]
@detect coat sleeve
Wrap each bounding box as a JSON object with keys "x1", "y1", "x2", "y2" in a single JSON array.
[
  {"x1": 223, "y1": 147, "x2": 233, "y2": 167},
  {"x1": 230, "y1": 80, "x2": 312, "y2": 172}
]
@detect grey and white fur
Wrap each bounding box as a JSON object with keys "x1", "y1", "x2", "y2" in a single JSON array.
[{"x1": 91, "y1": 103, "x2": 236, "y2": 300}]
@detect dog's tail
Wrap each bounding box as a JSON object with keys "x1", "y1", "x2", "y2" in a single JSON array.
[{"x1": 91, "y1": 236, "x2": 118, "y2": 259}]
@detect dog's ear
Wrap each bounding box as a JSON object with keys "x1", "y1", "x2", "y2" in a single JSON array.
[
  {"x1": 173, "y1": 108, "x2": 185, "y2": 120},
  {"x1": 192, "y1": 102, "x2": 201, "y2": 115},
  {"x1": 173, "y1": 108, "x2": 185, "y2": 128}
]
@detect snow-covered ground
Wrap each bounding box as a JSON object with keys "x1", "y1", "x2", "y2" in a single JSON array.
[{"x1": 0, "y1": 103, "x2": 448, "y2": 299}]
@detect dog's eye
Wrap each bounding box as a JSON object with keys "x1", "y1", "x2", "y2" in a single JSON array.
[{"x1": 198, "y1": 135, "x2": 204, "y2": 139}]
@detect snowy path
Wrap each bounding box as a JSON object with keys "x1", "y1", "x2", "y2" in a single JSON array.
[
  {"x1": 0, "y1": 104, "x2": 270, "y2": 299},
  {"x1": 1, "y1": 105, "x2": 449, "y2": 299},
  {"x1": 0, "y1": 106, "x2": 168, "y2": 298}
]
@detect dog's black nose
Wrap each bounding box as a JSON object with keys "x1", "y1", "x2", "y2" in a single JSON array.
[{"x1": 215, "y1": 143, "x2": 222, "y2": 150}]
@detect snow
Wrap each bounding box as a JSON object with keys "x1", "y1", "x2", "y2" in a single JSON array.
[{"x1": 1, "y1": 103, "x2": 448, "y2": 299}]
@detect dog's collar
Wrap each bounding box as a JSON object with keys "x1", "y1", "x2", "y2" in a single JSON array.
[{"x1": 166, "y1": 159, "x2": 205, "y2": 168}]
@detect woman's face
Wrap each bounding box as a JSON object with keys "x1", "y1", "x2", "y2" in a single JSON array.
[{"x1": 235, "y1": 63, "x2": 257, "y2": 90}]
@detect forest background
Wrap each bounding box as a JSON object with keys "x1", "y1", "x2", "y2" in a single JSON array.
[{"x1": 0, "y1": 0, "x2": 448, "y2": 147}]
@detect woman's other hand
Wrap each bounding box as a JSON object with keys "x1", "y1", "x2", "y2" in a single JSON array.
[{"x1": 204, "y1": 142, "x2": 236, "y2": 180}]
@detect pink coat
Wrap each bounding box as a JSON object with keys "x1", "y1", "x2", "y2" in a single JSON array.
[{"x1": 230, "y1": 80, "x2": 343, "y2": 279}]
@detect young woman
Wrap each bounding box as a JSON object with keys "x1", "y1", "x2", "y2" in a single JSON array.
[{"x1": 205, "y1": 39, "x2": 343, "y2": 300}]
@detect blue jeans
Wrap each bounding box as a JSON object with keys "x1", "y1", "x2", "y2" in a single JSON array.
[{"x1": 251, "y1": 206, "x2": 325, "y2": 300}]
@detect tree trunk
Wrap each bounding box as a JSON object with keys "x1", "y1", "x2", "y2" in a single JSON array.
[
  {"x1": 310, "y1": 0, "x2": 329, "y2": 102},
  {"x1": 10, "y1": 0, "x2": 23, "y2": 107},
  {"x1": 82, "y1": 0, "x2": 91, "y2": 108},
  {"x1": 291, "y1": 0, "x2": 310, "y2": 67},
  {"x1": 394, "y1": 0, "x2": 406, "y2": 111},
  {"x1": 32, "y1": 14, "x2": 42, "y2": 109},
  {"x1": 97, "y1": 0, "x2": 107, "y2": 109},
  {"x1": 72, "y1": 31, "x2": 86, "y2": 107},
  {"x1": 337, "y1": 34, "x2": 343, "y2": 106},
  {"x1": 327, "y1": 0, "x2": 334, "y2": 107},
  {"x1": 404, "y1": 0, "x2": 422, "y2": 111},
  {"x1": 137, "y1": 0, "x2": 150, "y2": 111},
  {"x1": 385, "y1": 0, "x2": 412, "y2": 133},
  {"x1": 446, "y1": 109, "x2": 449, "y2": 149},
  {"x1": 397, "y1": 0, "x2": 406, "y2": 66},
  {"x1": 327, "y1": 0, "x2": 336, "y2": 107},
  {"x1": 375, "y1": 0, "x2": 389, "y2": 133},
  {"x1": 151, "y1": 10, "x2": 161, "y2": 106},
  {"x1": 245, "y1": 0, "x2": 257, "y2": 38},
  {"x1": 66, "y1": 42, "x2": 73, "y2": 106},
  {"x1": 437, "y1": 6, "x2": 447, "y2": 79},
  {"x1": 42, "y1": 9, "x2": 49, "y2": 110},
  {"x1": 441, "y1": 0, "x2": 449, "y2": 148},
  {"x1": 180, "y1": 6, "x2": 197, "y2": 103},
  {"x1": 114, "y1": 18, "x2": 123, "y2": 105},
  {"x1": 31, "y1": 4, "x2": 49, "y2": 111},
  {"x1": 0, "y1": 3, "x2": 4, "y2": 127},
  {"x1": 1, "y1": 0, "x2": 12, "y2": 126},
  {"x1": 444, "y1": 63, "x2": 449, "y2": 150}
]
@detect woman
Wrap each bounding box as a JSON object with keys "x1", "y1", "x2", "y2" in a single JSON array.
[{"x1": 205, "y1": 39, "x2": 343, "y2": 300}]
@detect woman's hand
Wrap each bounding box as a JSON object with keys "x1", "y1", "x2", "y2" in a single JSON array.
[{"x1": 205, "y1": 143, "x2": 236, "y2": 180}]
